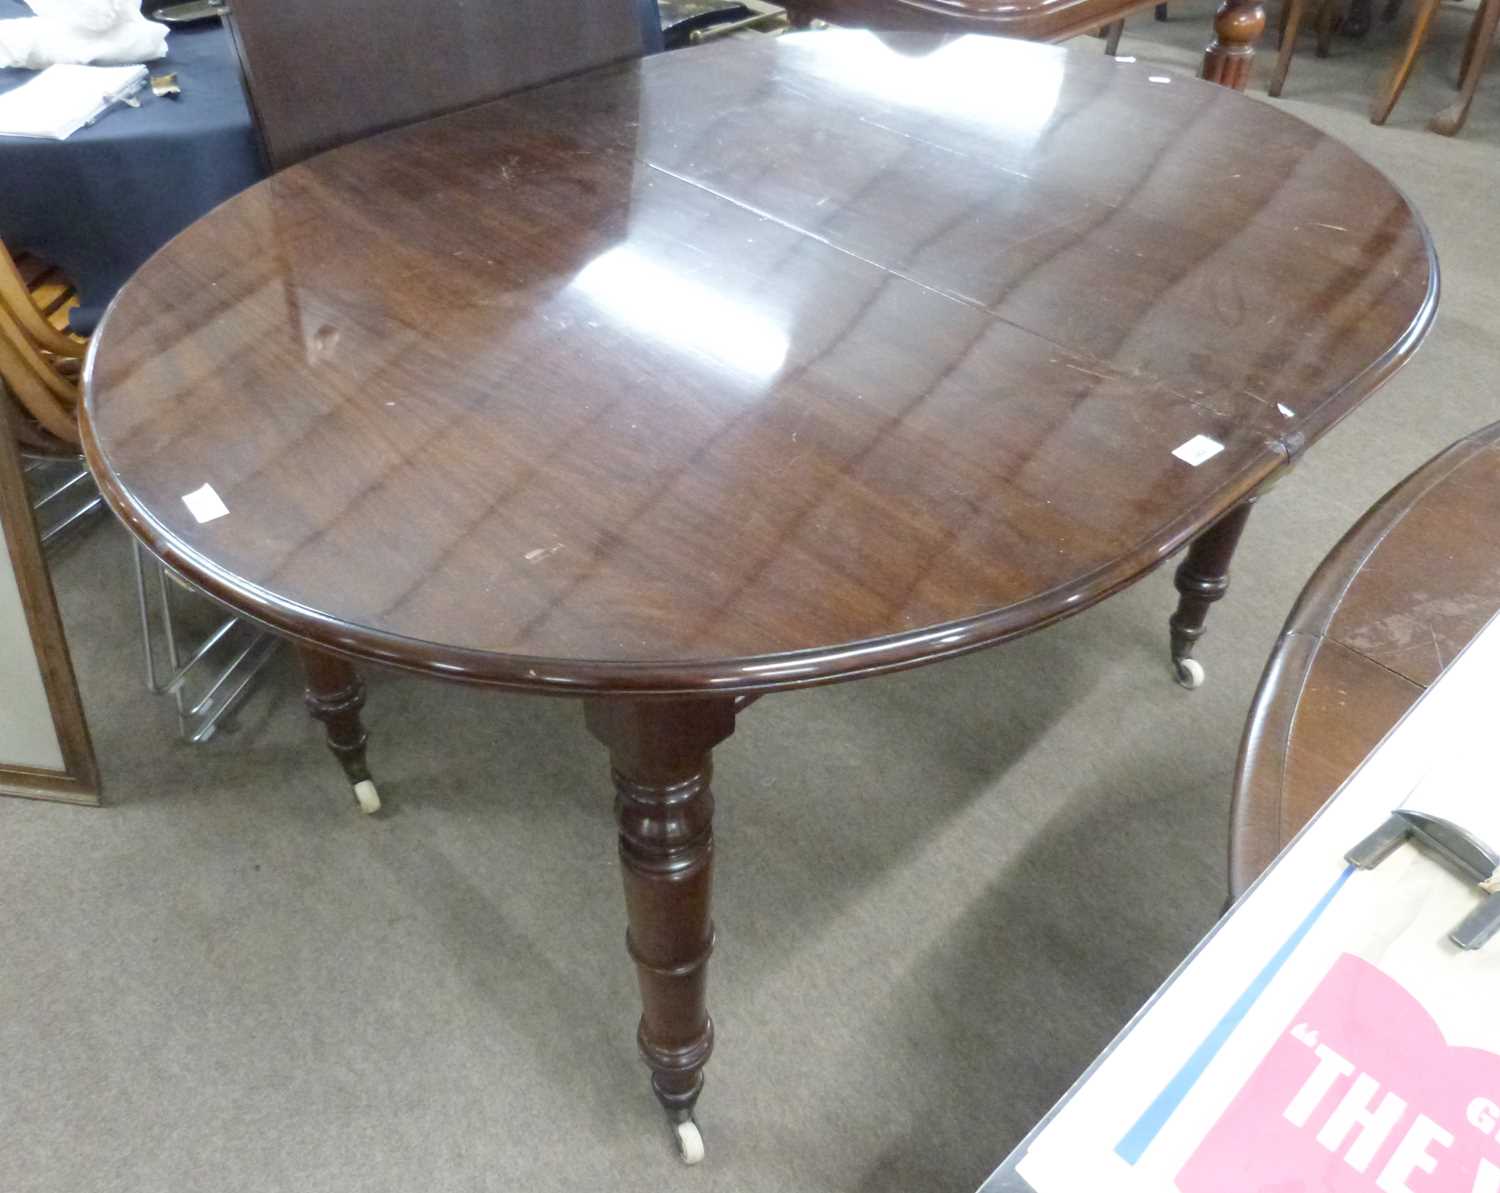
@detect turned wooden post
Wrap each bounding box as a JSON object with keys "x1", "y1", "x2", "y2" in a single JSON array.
[
  {"x1": 298, "y1": 645, "x2": 378, "y2": 810},
  {"x1": 1169, "y1": 500, "x2": 1255, "y2": 684},
  {"x1": 585, "y1": 698, "x2": 736, "y2": 1127},
  {"x1": 1201, "y1": 0, "x2": 1266, "y2": 89}
]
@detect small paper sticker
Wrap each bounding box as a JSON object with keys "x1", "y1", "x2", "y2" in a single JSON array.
[
  {"x1": 182, "y1": 483, "x2": 229, "y2": 524},
  {"x1": 1172, "y1": 435, "x2": 1225, "y2": 467}
]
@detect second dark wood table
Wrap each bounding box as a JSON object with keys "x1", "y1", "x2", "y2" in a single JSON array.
[
  {"x1": 81, "y1": 32, "x2": 1436, "y2": 1163},
  {"x1": 1231, "y1": 422, "x2": 1500, "y2": 898}
]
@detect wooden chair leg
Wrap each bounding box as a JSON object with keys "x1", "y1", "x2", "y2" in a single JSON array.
[
  {"x1": 1430, "y1": 0, "x2": 1499, "y2": 133},
  {"x1": 1103, "y1": 18, "x2": 1126, "y2": 53},
  {"x1": 1457, "y1": 0, "x2": 1491, "y2": 85},
  {"x1": 1202, "y1": 0, "x2": 1268, "y2": 89},
  {"x1": 1370, "y1": 0, "x2": 1441, "y2": 123},
  {"x1": 1315, "y1": 0, "x2": 1339, "y2": 56},
  {"x1": 1270, "y1": 0, "x2": 1310, "y2": 93}
]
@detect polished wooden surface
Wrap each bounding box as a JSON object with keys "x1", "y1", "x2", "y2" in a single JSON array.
[
  {"x1": 1231, "y1": 423, "x2": 1500, "y2": 897},
  {"x1": 780, "y1": 0, "x2": 1268, "y2": 91},
  {"x1": 226, "y1": 0, "x2": 648, "y2": 170},
  {"x1": 82, "y1": 33, "x2": 1439, "y2": 1148},
  {"x1": 83, "y1": 33, "x2": 1436, "y2": 698}
]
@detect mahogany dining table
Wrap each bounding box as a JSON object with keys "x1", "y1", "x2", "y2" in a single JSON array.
[{"x1": 80, "y1": 31, "x2": 1436, "y2": 1164}]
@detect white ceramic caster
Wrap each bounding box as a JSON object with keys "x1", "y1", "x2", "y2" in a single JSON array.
[
  {"x1": 353, "y1": 779, "x2": 381, "y2": 814},
  {"x1": 672, "y1": 1118, "x2": 705, "y2": 1165},
  {"x1": 1174, "y1": 657, "x2": 1205, "y2": 690}
]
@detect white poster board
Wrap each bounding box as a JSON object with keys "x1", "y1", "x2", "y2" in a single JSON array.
[{"x1": 1003, "y1": 609, "x2": 1500, "y2": 1193}]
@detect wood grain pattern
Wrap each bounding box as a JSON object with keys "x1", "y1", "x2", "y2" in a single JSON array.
[
  {"x1": 81, "y1": 34, "x2": 1437, "y2": 699},
  {"x1": 1231, "y1": 424, "x2": 1500, "y2": 897},
  {"x1": 79, "y1": 34, "x2": 1440, "y2": 1137}
]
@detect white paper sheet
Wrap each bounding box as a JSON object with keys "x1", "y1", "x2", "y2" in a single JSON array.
[{"x1": 0, "y1": 62, "x2": 145, "y2": 139}]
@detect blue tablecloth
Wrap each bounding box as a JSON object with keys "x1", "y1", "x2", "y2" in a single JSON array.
[
  {"x1": 0, "y1": 3, "x2": 264, "y2": 333},
  {"x1": 0, "y1": 0, "x2": 662, "y2": 333}
]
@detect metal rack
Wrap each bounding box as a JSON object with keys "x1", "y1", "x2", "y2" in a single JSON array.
[{"x1": 130, "y1": 539, "x2": 279, "y2": 744}]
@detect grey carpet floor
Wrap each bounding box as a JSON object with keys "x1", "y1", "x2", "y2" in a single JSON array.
[{"x1": 3, "y1": 9, "x2": 1498, "y2": 1191}]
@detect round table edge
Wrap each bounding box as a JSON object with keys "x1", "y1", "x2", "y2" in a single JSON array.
[
  {"x1": 1228, "y1": 421, "x2": 1500, "y2": 897},
  {"x1": 81, "y1": 397, "x2": 1279, "y2": 697}
]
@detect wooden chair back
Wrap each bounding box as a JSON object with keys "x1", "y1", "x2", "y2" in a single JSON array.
[
  {"x1": 0, "y1": 241, "x2": 83, "y2": 361},
  {"x1": 0, "y1": 304, "x2": 80, "y2": 446},
  {"x1": 226, "y1": 0, "x2": 653, "y2": 170},
  {"x1": 0, "y1": 244, "x2": 83, "y2": 447}
]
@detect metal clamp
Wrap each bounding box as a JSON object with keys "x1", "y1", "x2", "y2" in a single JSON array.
[{"x1": 1347, "y1": 809, "x2": 1500, "y2": 949}]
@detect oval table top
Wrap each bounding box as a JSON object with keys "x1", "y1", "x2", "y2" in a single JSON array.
[
  {"x1": 82, "y1": 31, "x2": 1437, "y2": 696},
  {"x1": 1230, "y1": 422, "x2": 1500, "y2": 897}
]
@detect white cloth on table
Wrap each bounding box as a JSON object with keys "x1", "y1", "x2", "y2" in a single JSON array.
[{"x1": 0, "y1": 1, "x2": 167, "y2": 70}]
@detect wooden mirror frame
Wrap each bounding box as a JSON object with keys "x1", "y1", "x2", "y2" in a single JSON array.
[{"x1": 0, "y1": 401, "x2": 99, "y2": 805}]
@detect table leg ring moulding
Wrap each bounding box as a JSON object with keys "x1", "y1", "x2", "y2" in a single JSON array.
[
  {"x1": 587, "y1": 698, "x2": 736, "y2": 1164},
  {"x1": 299, "y1": 647, "x2": 382, "y2": 814},
  {"x1": 1202, "y1": 0, "x2": 1268, "y2": 88}
]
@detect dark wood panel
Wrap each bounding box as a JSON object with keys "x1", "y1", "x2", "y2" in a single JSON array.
[
  {"x1": 226, "y1": 0, "x2": 648, "y2": 169},
  {"x1": 1326, "y1": 444, "x2": 1500, "y2": 686},
  {"x1": 1231, "y1": 423, "x2": 1500, "y2": 896},
  {"x1": 82, "y1": 34, "x2": 1435, "y2": 696},
  {"x1": 1231, "y1": 635, "x2": 1419, "y2": 894}
]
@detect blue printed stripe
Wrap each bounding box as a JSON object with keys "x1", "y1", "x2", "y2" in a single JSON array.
[{"x1": 1114, "y1": 863, "x2": 1356, "y2": 1164}]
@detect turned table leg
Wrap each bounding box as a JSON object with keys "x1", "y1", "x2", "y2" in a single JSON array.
[
  {"x1": 298, "y1": 645, "x2": 381, "y2": 814},
  {"x1": 585, "y1": 697, "x2": 737, "y2": 1165},
  {"x1": 1201, "y1": 0, "x2": 1267, "y2": 89},
  {"x1": 1168, "y1": 500, "x2": 1255, "y2": 689}
]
